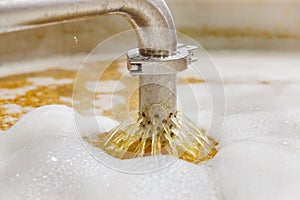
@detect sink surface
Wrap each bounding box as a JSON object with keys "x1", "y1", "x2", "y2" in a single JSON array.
[{"x1": 1, "y1": 50, "x2": 300, "y2": 199}]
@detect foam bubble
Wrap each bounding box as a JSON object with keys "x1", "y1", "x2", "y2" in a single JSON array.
[
  {"x1": 1, "y1": 105, "x2": 300, "y2": 199},
  {"x1": 0, "y1": 105, "x2": 218, "y2": 199}
]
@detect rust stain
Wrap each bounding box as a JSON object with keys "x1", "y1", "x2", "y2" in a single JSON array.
[
  {"x1": 0, "y1": 59, "x2": 125, "y2": 130},
  {"x1": 1, "y1": 59, "x2": 273, "y2": 131},
  {"x1": 260, "y1": 80, "x2": 271, "y2": 85},
  {"x1": 0, "y1": 73, "x2": 75, "y2": 130},
  {"x1": 0, "y1": 68, "x2": 78, "y2": 130},
  {"x1": 186, "y1": 78, "x2": 205, "y2": 84},
  {"x1": 179, "y1": 25, "x2": 300, "y2": 40},
  {"x1": 178, "y1": 78, "x2": 205, "y2": 84},
  {"x1": 0, "y1": 69, "x2": 77, "y2": 84},
  {"x1": 0, "y1": 107, "x2": 26, "y2": 131},
  {"x1": 0, "y1": 79, "x2": 32, "y2": 89}
]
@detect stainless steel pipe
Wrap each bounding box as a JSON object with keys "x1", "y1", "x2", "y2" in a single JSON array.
[
  {"x1": 0, "y1": 0, "x2": 177, "y2": 56},
  {"x1": 0, "y1": 0, "x2": 193, "y2": 120}
]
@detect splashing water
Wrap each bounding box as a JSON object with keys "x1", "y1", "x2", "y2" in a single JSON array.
[{"x1": 85, "y1": 111, "x2": 217, "y2": 164}]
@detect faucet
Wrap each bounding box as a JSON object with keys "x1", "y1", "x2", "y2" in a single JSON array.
[
  {"x1": 0, "y1": 0, "x2": 194, "y2": 120},
  {"x1": 0, "y1": 0, "x2": 177, "y2": 56},
  {"x1": 0, "y1": 0, "x2": 215, "y2": 163}
]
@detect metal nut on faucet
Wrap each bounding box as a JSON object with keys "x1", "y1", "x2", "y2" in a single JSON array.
[{"x1": 127, "y1": 45, "x2": 198, "y2": 76}]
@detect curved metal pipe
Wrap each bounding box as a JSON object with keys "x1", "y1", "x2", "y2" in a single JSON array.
[{"x1": 0, "y1": 0, "x2": 177, "y2": 56}]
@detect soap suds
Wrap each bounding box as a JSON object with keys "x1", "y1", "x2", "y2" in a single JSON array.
[
  {"x1": 0, "y1": 105, "x2": 219, "y2": 200},
  {"x1": 1, "y1": 105, "x2": 300, "y2": 199},
  {"x1": 1, "y1": 52, "x2": 300, "y2": 199}
]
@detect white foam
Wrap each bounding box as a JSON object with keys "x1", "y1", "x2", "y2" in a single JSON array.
[
  {"x1": 1, "y1": 105, "x2": 300, "y2": 199},
  {"x1": 0, "y1": 105, "x2": 218, "y2": 200},
  {"x1": 1, "y1": 51, "x2": 300, "y2": 199}
]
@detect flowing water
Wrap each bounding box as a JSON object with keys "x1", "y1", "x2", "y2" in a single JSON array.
[{"x1": 85, "y1": 111, "x2": 217, "y2": 164}]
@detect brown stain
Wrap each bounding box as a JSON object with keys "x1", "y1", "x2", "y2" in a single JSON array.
[
  {"x1": 260, "y1": 80, "x2": 271, "y2": 85},
  {"x1": 178, "y1": 78, "x2": 205, "y2": 85},
  {"x1": 0, "y1": 79, "x2": 32, "y2": 89},
  {"x1": 0, "y1": 107, "x2": 26, "y2": 131},
  {"x1": 1, "y1": 58, "x2": 219, "y2": 164},
  {"x1": 0, "y1": 84, "x2": 74, "y2": 130},
  {"x1": 98, "y1": 61, "x2": 123, "y2": 81},
  {"x1": 0, "y1": 59, "x2": 125, "y2": 130},
  {"x1": 0, "y1": 68, "x2": 77, "y2": 83},
  {"x1": 0, "y1": 68, "x2": 79, "y2": 130},
  {"x1": 179, "y1": 25, "x2": 300, "y2": 39},
  {"x1": 186, "y1": 78, "x2": 205, "y2": 84},
  {"x1": 298, "y1": 21, "x2": 300, "y2": 27},
  {"x1": 0, "y1": 84, "x2": 73, "y2": 107}
]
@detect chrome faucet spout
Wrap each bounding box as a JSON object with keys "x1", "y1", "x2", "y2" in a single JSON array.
[{"x1": 0, "y1": 0, "x2": 177, "y2": 55}]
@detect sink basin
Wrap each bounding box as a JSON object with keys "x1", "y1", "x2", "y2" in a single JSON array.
[{"x1": 1, "y1": 0, "x2": 300, "y2": 199}]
